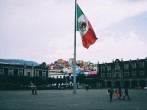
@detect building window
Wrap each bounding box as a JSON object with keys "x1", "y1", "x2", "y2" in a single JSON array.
[
  {"x1": 115, "y1": 64, "x2": 120, "y2": 71},
  {"x1": 124, "y1": 72, "x2": 129, "y2": 77},
  {"x1": 132, "y1": 71, "x2": 136, "y2": 77},
  {"x1": 42, "y1": 71, "x2": 46, "y2": 78},
  {"x1": 18, "y1": 69, "x2": 23, "y2": 76},
  {"x1": 101, "y1": 73, "x2": 105, "y2": 78},
  {"x1": 132, "y1": 63, "x2": 136, "y2": 69},
  {"x1": 43, "y1": 73, "x2": 46, "y2": 76},
  {"x1": 101, "y1": 66, "x2": 105, "y2": 72},
  {"x1": 35, "y1": 70, "x2": 39, "y2": 76},
  {"x1": 139, "y1": 71, "x2": 144, "y2": 77},
  {"x1": 27, "y1": 72, "x2": 31, "y2": 76},
  {"x1": 139, "y1": 62, "x2": 144, "y2": 69},
  {"x1": 107, "y1": 66, "x2": 111, "y2": 72},
  {"x1": 36, "y1": 73, "x2": 39, "y2": 77},
  {"x1": 107, "y1": 73, "x2": 111, "y2": 78},
  {"x1": 116, "y1": 72, "x2": 120, "y2": 78},
  {"x1": 9, "y1": 69, "x2": 14, "y2": 75},
  {"x1": 124, "y1": 64, "x2": 129, "y2": 70},
  {"x1": 0, "y1": 68, "x2": 3, "y2": 74}
]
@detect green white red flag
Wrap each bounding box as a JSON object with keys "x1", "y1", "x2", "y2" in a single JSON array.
[{"x1": 77, "y1": 4, "x2": 97, "y2": 49}]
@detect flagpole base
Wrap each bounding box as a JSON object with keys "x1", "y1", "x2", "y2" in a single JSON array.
[{"x1": 73, "y1": 83, "x2": 77, "y2": 94}]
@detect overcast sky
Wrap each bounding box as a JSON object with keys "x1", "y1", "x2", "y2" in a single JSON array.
[{"x1": 0, "y1": 0, "x2": 147, "y2": 64}]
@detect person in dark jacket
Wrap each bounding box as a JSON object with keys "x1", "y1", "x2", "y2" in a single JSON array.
[
  {"x1": 86, "y1": 85, "x2": 89, "y2": 91},
  {"x1": 118, "y1": 87, "x2": 122, "y2": 99},
  {"x1": 108, "y1": 87, "x2": 114, "y2": 102},
  {"x1": 31, "y1": 85, "x2": 35, "y2": 95},
  {"x1": 34, "y1": 85, "x2": 37, "y2": 95},
  {"x1": 123, "y1": 87, "x2": 131, "y2": 101}
]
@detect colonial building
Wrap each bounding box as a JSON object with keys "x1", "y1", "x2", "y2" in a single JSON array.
[
  {"x1": 0, "y1": 63, "x2": 49, "y2": 78},
  {"x1": 98, "y1": 58, "x2": 147, "y2": 88}
]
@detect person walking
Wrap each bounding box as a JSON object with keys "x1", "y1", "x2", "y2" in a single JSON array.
[
  {"x1": 108, "y1": 87, "x2": 114, "y2": 102},
  {"x1": 31, "y1": 85, "x2": 35, "y2": 95},
  {"x1": 86, "y1": 85, "x2": 89, "y2": 91},
  {"x1": 34, "y1": 85, "x2": 37, "y2": 95},
  {"x1": 118, "y1": 87, "x2": 122, "y2": 100},
  {"x1": 123, "y1": 87, "x2": 131, "y2": 101}
]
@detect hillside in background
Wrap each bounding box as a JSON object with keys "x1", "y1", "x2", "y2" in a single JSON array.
[{"x1": 0, "y1": 59, "x2": 39, "y2": 66}]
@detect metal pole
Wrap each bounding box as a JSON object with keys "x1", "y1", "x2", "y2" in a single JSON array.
[{"x1": 73, "y1": 0, "x2": 77, "y2": 94}]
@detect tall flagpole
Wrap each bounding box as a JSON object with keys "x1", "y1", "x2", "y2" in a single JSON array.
[{"x1": 73, "y1": 0, "x2": 77, "y2": 94}]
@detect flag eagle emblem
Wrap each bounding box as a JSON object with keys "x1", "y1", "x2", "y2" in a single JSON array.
[{"x1": 79, "y1": 21, "x2": 87, "y2": 31}]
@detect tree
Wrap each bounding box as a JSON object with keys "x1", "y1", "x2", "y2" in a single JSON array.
[{"x1": 77, "y1": 74, "x2": 85, "y2": 84}]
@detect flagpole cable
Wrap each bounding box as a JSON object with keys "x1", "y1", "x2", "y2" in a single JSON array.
[{"x1": 73, "y1": 0, "x2": 77, "y2": 94}]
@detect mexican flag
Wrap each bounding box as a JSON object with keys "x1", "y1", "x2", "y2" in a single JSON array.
[{"x1": 77, "y1": 4, "x2": 97, "y2": 49}]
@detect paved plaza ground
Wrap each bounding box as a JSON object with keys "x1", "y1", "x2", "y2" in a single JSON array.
[{"x1": 0, "y1": 89, "x2": 147, "y2": 110}]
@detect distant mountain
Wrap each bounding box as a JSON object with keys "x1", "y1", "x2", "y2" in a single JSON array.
[{"x1": 0, "y1": 59, "x2": 39, "y2": 66}]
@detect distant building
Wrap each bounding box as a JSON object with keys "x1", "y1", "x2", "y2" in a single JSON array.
[
  {"x1": 49, "y1": 70, "x2": 69, "y2": 79},
  {"x1": 98, "y1": 58, "x2": 147, "y2": 88},
  {"x1": 0, "y1": 63, "x2": 49, "y2": 78}
]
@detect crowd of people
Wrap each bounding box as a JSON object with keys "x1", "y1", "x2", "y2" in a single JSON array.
[{"x1": 107, "y1": 87, "x2": 131, "y2": 102}]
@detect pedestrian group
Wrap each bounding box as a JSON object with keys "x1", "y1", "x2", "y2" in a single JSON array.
[
  {"x1": 107, "y1": 86, "x2": 131, "y2": 102},
  {"x1": 31, "y1": 85, "x2": 37, "y2": 95}
]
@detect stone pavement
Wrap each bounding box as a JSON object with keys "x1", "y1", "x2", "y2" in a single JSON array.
[{"x1": 0, "y1": 89, "x2": 147, "y2": 110}]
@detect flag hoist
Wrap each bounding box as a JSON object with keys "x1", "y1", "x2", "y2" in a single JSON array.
[{"x1": 73, "y1": 0, "x2": 97, "y2": 94}]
